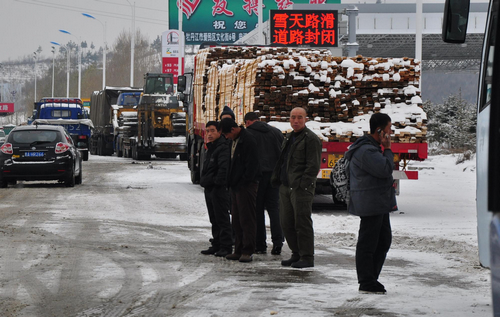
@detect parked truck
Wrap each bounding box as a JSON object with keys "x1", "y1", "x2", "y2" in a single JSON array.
[
  {"x1": 30, "y1": 97, "x2": 93, "y2": 161},
  {"x1": 179, "y1": 46, "x2": 428, "y2": 200},
  {"x1": 128, "y1": 73, "x2": 188, "y2": 160},
  {"x1": 91, "y1": 74, "x2": 188, "y2": 160},
  {"x1": 90, "y1": 87, "x2": 142, "y2": 156},
  {"x1": 112, "y1": 91, "x2": 142, "y2": 157}
]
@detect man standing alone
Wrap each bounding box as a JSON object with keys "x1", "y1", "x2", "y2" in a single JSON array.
[
  {"x1": 345, "y1": 112, "x2": 396, "y2": 294},
  {"x1": 220, "y1": 118, "x2": 261, "y2": 263},
  {"x1": 271, "y1": 107, "x2": 322, "y2": 268},
  {"x1": 199, "y1": 121, "x2": 233, "y2": 257},
  {"x1": 244, "y1": 112, "x2": 284, "y2": 255}
]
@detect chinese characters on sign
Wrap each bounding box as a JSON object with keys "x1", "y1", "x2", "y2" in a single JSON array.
[
  {"x1": 270, "y1": 10, "x2": 338, "y2": 47},
  {"x1": 162, "y1": 30, "x2": 185, "y2": 84},
  {"x1": 0, "y1": 103, "x2": 14, "y2": 113},
  {"x1": 170, "y1": 1, "x2": 340, "y2": 45}
]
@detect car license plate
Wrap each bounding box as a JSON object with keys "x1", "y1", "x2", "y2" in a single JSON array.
[{"x1": 25, "y1": 151, "x2": 45, "y2": 157}]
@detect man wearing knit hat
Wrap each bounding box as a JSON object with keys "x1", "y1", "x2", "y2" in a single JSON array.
[{"x1": 220, "y1": 106, "x2": 235, "y2": 120}]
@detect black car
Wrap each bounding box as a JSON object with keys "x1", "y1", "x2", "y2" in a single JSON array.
[{"x1": 0, "y1": 125, "x2": 83, "y2": 187}]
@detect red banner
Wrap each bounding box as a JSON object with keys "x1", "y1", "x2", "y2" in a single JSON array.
[
  {"x1": 0, "y1": 103, "x2": 14, "y2": 113},
  {"x1": 162, "y1": 57, "x2": 185, "y2": 84}
]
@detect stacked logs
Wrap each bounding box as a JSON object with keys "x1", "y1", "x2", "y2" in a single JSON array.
[{"x1": 193, "y1": 47, "x2": 426, "y2": 143}]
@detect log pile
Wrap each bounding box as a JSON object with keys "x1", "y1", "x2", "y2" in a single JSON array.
[{"x1": 193, "y1": 47, "x2": 427, "y2": 143}]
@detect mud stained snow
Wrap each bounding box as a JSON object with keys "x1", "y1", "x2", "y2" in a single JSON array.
[{"x1": 0, "y1": 157, "x2": 491, "y2": 316}]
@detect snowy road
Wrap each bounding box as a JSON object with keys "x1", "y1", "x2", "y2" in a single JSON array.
[{"x1": 0, "y1": 155, "x2": 492, "y2": 316}]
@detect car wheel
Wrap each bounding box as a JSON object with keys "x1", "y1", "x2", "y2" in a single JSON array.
[
  {"x1": 65, "y1": 166, "x2": 75, "y2": 187},
  {"x1": 75, "y1": 162, "x2": 83, "y2": 185},
  {"x1": 0, "y1": 177, "x2": 8, "y2": 188}
]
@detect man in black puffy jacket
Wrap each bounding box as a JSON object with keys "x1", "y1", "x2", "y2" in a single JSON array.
[
  {"x1": 345, "y1": 113, "x2": 396, "y2": 294},
  {"x1": 200, "y1": 121, "x2": 233, "y2": 257},
  {"x1": 220, "y1": 118, "x2": 261, "y2": 263},
  {"x1": 245, "y1": 112, "x2": 284, "y2": 255}
]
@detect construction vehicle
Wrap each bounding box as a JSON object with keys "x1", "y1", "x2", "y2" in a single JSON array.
[
  {"x1": 129, "y1": 73, "x2": 188, "y2": 160},
  {"x1": 30, "y1": 97, "x2": 93, "y2": 161},
  {"x1": 179, "y1": 46, "x2": 428, "y2": 200}
]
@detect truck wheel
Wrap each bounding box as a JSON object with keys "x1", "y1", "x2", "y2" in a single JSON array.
[
  {"x1": 179, "y1": 153, "x2": 188, "y2": 161},
  {"x1": 137, "y1": 152, "x2": 151, "y2": 160},
  {"x1": 190, "y1": 143, "x2": 200, "y2": 184},
  {"x1": 132, "y1": 147, "x2": 137, "y2": 160},
  {"x1": 82, "y1": 150, "x2": 89, "y2": 161}
]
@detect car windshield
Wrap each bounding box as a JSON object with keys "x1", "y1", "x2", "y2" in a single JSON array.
[{"x1": 11, "y1": 130, "x2": 59, "y2": 144}]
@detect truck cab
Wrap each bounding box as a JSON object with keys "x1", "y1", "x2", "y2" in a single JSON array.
[
  {"x1": 129, "y1": 73, "x2": 187, "y2": 160},
  {"x1": 31, "y1": 98, "x2": 93, "y2": 161}
]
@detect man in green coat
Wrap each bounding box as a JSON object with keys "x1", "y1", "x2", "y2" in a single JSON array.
[{"x1": 271, "y1": 107, "x2": 322, "y2": 268}]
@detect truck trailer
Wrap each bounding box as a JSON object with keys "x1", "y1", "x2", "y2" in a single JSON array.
[{"x1": 180, "y1": 46, "x2": 427, "y2": 200}]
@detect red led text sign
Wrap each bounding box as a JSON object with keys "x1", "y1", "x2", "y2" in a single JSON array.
[
  {"x1": 0, "y1": 103, "x2": 14, "y2": 113},
  {"x1": 270, "y1": 10, "x2": 338, "y2": 47}
]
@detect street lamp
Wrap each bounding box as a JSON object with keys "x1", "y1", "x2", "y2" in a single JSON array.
[
  {"x1": 126, "y1": 0, "x2": 135, "y2": 86},
  {"x1": 60, "y1": 29, "x2": 81, "y2": 98},
  {"x1": 33, "y1": 52, "x2": 37, "y2": 102},
  {"x1": 51, "y1": 41, "x2": 70, "y2": 98},
  {"x1": 51, "y1": 46, "x2": 55, "y2": 97},
  {"x1": 82, "y1": 13, "x2": 106, "y2": 89}
]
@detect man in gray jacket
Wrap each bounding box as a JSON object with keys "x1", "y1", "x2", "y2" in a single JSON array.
[{"x1": 344, "y1": 112, "x2": 396, "y2": 294}]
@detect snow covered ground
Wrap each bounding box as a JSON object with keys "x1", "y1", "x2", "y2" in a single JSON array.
[{"x1": 96, "y1": 153, "x2": 491, "y2": 316}]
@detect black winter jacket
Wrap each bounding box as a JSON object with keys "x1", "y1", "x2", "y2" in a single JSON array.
[
  {"x1": 271, "y1": 127, "x2": 322, "y2": 194},
  {"x1": 227, "y1": 127, "x2": 261, "y2": 189},
  {"x1": 345, "y1": 135, "x2": 395, "y2": 216},
  {"x1": 247, "y1": 121, "x2": 284, "y2": 173},
  {"x1": 200, "y1": 136, "x2": 230, "y2": 188}
]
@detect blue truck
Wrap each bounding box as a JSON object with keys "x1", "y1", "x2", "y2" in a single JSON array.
[{"x1": 30, "y1": 98, "x2": 93, "y2": 161}]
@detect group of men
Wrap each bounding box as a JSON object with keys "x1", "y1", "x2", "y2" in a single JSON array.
[
  {"x1": 200, "y1": 106, "x2": 322, "y2": 268},
  {"x1": 199, "y1": 105, "x2": 397, "y2": 294}
]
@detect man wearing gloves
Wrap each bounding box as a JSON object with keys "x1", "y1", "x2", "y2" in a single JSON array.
[{"x1": 344, "y1": 112, "x2": 396, "y2": 295}]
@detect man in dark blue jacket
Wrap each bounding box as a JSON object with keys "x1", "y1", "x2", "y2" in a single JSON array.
[
  {"x1": 245, "y1": 112, "x2": 284, "y2": 255},
  {"x1": 200, "y1": 121, "x2": 232, "y2": 257},
  {"x1": 220, "y1": 118, "x2": 261, "y2": 263},
  {"x1": 345, "y1": 113, "x2": 396, "y2": 294}
]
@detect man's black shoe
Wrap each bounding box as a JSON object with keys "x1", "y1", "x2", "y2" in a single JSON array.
[
  {"x1": 214, "y1": 249, "x2": 231, "y2": 257},
  {"x1": 281, "y1": 254, "x2": 300, "y2": 266},
  {"x1": 271, "y1": 245, "x2": 282, "y2": 255},
  {"x1": 200, "y1": 247, "x2": 218, "y2": 255},
  {"x1": 359, "y1": 282, "x2": 387, "y2": 295},
  {"x1": 291, "y1": 260, "x2": 314, "y2": 268}
]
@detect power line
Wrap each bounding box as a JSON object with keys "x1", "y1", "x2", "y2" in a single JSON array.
[{"x1": 14, "y1": 0, "x2": 169, "y2": 26}]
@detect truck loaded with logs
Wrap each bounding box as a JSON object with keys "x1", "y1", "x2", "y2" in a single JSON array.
[{"x1": 179, "y1": 46, "x2": 427, "y2": 202}]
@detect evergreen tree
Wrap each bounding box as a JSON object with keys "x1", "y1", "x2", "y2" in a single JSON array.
[{"x1": 423, "y1": 91, "x2": 477, "y2": 151}]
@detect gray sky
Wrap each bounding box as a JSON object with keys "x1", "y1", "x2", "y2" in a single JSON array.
[
  {"x1": 0, "y1": 0, "x2": 478, "y2": 62},
  {"x1": 1, "y1": 0, "x2": 169, "y2": 62}
]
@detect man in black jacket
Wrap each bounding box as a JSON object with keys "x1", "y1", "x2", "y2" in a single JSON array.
[
  {"x1": 244, "y1": 112, "x2": 284, "y2": 255},
  {"x1": 220, "y1": 118, "x2": 261, "y2": 263},
  {"x1": 271, "y1": 107, "x2": 322, "y2": 269},
  {"x1": 199, "y1": 121, "x2": 233, "y2": 257}
]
